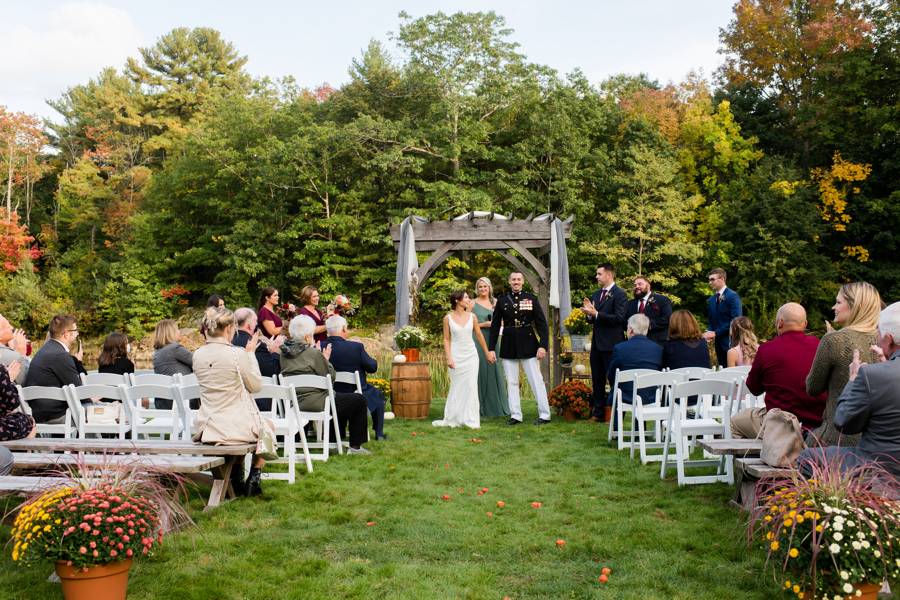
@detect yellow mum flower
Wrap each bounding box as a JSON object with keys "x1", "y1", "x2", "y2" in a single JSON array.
[
  {"x1": 789, "y1": 548, "x2": 799, "y2": 558},
  {"x1": 784, "y1": 518, "x2": 794, "y2": 527},
  {"x1": 771, "y1": 541, "x2": 780, "y2": 551},
  {"x1": 785, "y1": 581, "x2": 792, "y2": 589},
  {"x1": 796, "y1": 515, "x2": 805, "y2": 524},
  {"x1": 792, "y1": 584, "x2": 800, "y2": 593},
  {"x1": 767, "y1": 532, "x2": 774, "y2": 540}
]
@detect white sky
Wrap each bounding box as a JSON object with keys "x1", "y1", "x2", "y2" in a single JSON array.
[{"x1": 2, "y1": 0, "x2": 736, "y2": 121}]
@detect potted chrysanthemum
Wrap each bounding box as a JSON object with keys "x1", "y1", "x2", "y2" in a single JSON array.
[
  {"x1": 10, "y1": 463, "x2": 190, "y2": 600},
  {"x1": 564, "y1": 309, "x2": 591, "y2": 351},
  {"x1": 749, "y1": 454, "x2": 900, "y2": 599},
  {"x1": 548, "y1": 381, "x2": 593, "y2": 421}
]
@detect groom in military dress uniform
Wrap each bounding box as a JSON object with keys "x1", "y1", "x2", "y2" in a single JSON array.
[{"x1": 488, "y1": 272, "x2": 552, "y2": 425}]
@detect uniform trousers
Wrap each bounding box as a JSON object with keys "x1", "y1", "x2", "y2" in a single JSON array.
[{"x1": 501, "y1": 358, "x2": 550, "y2": 421}]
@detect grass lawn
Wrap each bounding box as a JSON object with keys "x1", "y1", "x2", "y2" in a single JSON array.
[{"x1": 0, "y1": 400, "x2": 779, "y2": 599}]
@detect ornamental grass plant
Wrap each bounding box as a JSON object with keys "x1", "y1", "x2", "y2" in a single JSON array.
[
  {"x1": 548, "y1": 380, "x2": 593, "y2": 418},
  {"x1": 8, "y1": 461, "x2": 191, "y2": 571},
  {"x1": 749, "y1": 452, "x2": 900, "y2": 599}
]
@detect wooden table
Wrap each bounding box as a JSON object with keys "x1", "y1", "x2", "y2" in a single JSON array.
[{"x1": 1, "y1": 439, "x2": 255, "y2": 511}]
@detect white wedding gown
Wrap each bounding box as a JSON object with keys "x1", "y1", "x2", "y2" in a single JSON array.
[{"x1": 432, "y1": 313, "x2": 480, "y2": 429}]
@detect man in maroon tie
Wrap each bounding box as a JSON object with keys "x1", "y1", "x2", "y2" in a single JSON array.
[
  {"x1": 624, "y1": 276, "x2": 673, "y2": 345},
  {"x1": 582, "y1": 263, "x2": 627, "y2": 422}
]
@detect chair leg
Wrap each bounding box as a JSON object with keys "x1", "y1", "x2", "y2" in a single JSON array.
[
  {"x1": 675, "y1": 427, "x2": 686, "y2": 486},
  {"x1": 660, "y1": 425, "x2": 671, "y2": 479},
  {"x1": 298, "y1": 421, "x2": 313, "y2": 473}
]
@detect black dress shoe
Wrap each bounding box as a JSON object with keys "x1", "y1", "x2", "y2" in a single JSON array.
[
  {"x1": 245, "y1": 467, "x2": 263, "y2": 497},
  {"x1": 506, "y1": 418, "x2": 523, "y2": 426},
  {"x1": 533, "y1": 418, "x2": 551, "y2": 425}
]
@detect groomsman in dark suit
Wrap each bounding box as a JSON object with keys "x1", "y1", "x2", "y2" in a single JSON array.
[
  {"x1": 23, "y1": 315, "x2": 83, "y2": 423},
  {"x1": 582, "y1": 263, "x2": 628, "y2": 422},
  {"x1": 702, "y1": 267, "x2": 742, "y2": 367},
  {"x1": 624, "y1": 276, "x2": 672, "y2": 345}
]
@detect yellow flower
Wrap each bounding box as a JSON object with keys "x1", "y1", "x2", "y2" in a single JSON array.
[
  {"x1": 784, "y1": 518, "x2": 794, "y2": 527},
  {"x1": 771, "y1": 541, "x2": 780, "y2": 551},
  {"x1": 792, "y1": 585, "x2": 800, "y2": 593},
  {"x1": 789, "y1": 548, "x2": 799, "y2": 558},
  {"x1": 764, "y1": 515, "x2": 773, "y2": 522},
  {"x1": 796, "y1": 515, "x2": 805, "y2": 524},
  {"x1": 785, "y1": 581, "x2": 792, "y2": 589},
  {"x1": 766, "y1": 532, "x2": 774, "y2": 540},
  {"x1": 816, "y1": 525, "x2": 824, "y2": 532}
]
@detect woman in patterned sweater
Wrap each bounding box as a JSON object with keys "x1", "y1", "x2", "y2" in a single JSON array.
[{"x1": 0, "y1": 360, "x2": 35, "y2": 441}]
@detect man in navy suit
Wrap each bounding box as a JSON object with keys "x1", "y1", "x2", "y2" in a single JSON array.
[
  {"x1": 23, "y1": 315, "x2": 83, "y2": 423},
  {"x1": 325, "y1": 315, "x2": 386, "y2": 440},
  {"x1": 582, "y1": 263, "x2": 628, "y2": 422},
  {"x1": 624, "y1": 276, "x2": 673, "y2": 345},
  {"x1": 702, "y1": 267, "x2": 742, "y2": 367},
  {"x1": 607, "y1": 314, "x2": 664, "y2": 408}
]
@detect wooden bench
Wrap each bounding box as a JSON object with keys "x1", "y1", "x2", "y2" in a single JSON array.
[
  {"x1": 11, "y1": 452, "x2": 224, "y2": 474},
  {"x1": 736, "y1": 457, "x2": 797, "y2": 479},
  {"x1": 698, "y1": 439, "x2": 762, "y2": 456},
  {"x1": 1, "y1": 439, "x2": 255, "y2": 511},
  {"x1": 0, "y1": 475, "x2": 71, "y2": 494}
]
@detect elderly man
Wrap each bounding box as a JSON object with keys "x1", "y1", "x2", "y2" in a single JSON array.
[
  {"x1": 23, "y1": 315, "x2": 82, "y2": 423},
  {"x1": 799, "y1": 301, "x2": 900, "y2": 477},
  {"x1": 325, "y1": 315, "x2": 386, "y2": 440},
  {"x1": 606, "y1": 314, "x2": 663, "y2": 410},
  {"x1": 232, "y1": 307, "x2": 281, "y2": 377},
  {"x1": 624, "y1": 276, "x2": 673, "y2": 345},
  {"x1": 0, "y1": 314, "x2": 29, "y2": 384},
  {"x1": 731, "y1": 303, "x2": 827, "y2": 438}
]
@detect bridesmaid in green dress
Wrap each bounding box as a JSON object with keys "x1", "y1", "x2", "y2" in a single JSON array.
[{"x1": 473, "y1": 277, "x2": 509, "y2": 417}]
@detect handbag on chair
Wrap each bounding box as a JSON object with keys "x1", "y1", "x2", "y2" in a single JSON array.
[
  {"x1": 758, "y1": 409, "x2": 806, "y2": 468},
  {"x1": 255, "y1": 418, "x2": 279, "y2": 461}
]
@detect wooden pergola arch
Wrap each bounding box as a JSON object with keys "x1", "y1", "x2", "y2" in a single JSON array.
[{"x1": 390, "y1": 212, "x2": 573, "y2": 386}]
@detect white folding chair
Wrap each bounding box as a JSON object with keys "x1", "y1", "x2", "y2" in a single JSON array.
[
  {"x1": 666, "y1": 367, "x2": 716, "y2": 380},
  {"x1": 172, "y1": 383, "x2": 202, "y2": 441},
  {"x1": 81, "y1": 372, "x2": 130, "y2": 386},
  {"x1": 17, "y1": 385, "x2": 77, "y2": 438},
  {"x1": 334, "y1": 371, "x2": 369, "y2": 444},
  {"x1": 718, "y1": 365, "x2": 751, "y2": 375},
  {"x1": 280, "y1": 373, "x2": 343, "y2": 460},
  {"x1": 607, "y1": 368, "x2": 658, "y2": 449},
  {"x1": 660, "y1": 379, "x2": 736, "y2": 486},
  {"x1": 179, "y1": 373, "x2": 198, "y2": 387},
  {"x1": 129, "y1": 373, "x2": 176, "y2": 387},
  {"x1": 631, "y1": 371, "x2": 687, "y2": 464},
  {"x1": 66, "y1": 383, "x2": 129, "y2": 439},
  {"x1": 253, "y1": 383, "x2": 301, "y2": 480},
  {"x1": 121, "y1": 383, "x2": 183, "y2": 439},
  {"x1": 132, "y1": 369, "x2": 155, "y2": 376}
]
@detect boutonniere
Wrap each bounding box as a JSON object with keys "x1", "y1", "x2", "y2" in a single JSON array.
[{"x1": 647, "y1": 296, "x2": 655, "y2": 305}]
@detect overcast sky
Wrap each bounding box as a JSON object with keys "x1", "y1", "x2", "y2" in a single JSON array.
[{"x1": 2, "y1": 1, "x2": 736, "y2": 121}]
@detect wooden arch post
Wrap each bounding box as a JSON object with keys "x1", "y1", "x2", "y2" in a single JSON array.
[{"x1": 390, "y1": 213, "x2": 573, "y2": 390}]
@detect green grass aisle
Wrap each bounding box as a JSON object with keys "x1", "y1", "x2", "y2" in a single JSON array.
[{"x1": 0, "y1": 402, "x2": 778, "y2": 599}]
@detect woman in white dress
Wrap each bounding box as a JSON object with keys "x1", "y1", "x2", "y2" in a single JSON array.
[{"x1": 433, "y1": 290, "x2": 494, "y2": 429}]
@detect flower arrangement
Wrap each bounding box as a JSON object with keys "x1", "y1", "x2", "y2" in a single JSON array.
[
  {"x1": 548, "y1": 381, "x2": 593, "y2": 418},
  {"x1": 326, "y1": 294, "x2": 356, "y2": 317},
  {"x1": 749, "y1": 455, "x2": 900, "y2": 599},
  {"x1": 277, "y1": 302, "x2": 300, "y2": 321},
  {"x1": 394, "y1": 326, "x2": 427, "y2": 350},
  {"x1": 564, "y1": 309, "x2": 591, "y2": 336},
  {"x1": 10, "y1": 463, "x2": 190, "y2": 571},
  {"x1": 369, "y1": 377, "x2": 390, "y2": 399}
]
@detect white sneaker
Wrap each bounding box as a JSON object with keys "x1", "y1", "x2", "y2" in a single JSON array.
[{"x1": 347, "y1": 446, "x2": 372, "y2": 455}]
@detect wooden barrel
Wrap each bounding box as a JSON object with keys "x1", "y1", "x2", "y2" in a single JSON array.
[{"x1": 390, "y1": 362, "x2": 432, "y2": 419}]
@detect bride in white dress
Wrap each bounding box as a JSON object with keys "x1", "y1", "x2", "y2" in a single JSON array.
[{"x1": 433, "y1": 291, "x2": 494, "y2": 429}]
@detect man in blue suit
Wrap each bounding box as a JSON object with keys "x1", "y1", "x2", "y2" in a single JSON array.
[
  {"x1": 582, "y1": 263, "x2": 628, "y2": 422},
  {"x1": 325, "y1": 315, "x2": 386, "y2": 440},
  {"x1": 607, "y1": 314, "x2": 664, "y2": 410},
  {"x1": 703, "y1": 267, "x2": 742, "y2": 367}
]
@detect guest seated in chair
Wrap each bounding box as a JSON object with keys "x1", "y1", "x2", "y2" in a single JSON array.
[
  {"x1": 731, "y1": 303, "x2": 826, "y2": 439},
  {"x1": 662, "y1": 310, "x2": 712, "y2": 370},
  {"x1": 607, "y1": 313, "x2": 664, "y2": 413},
  {"x1": 233, "y1": 307, "x2": 283, "y2": 412},
  {"x1": 324, "y1": 315, "x2": 386, "y2": 440},
  {"x1": 0, "y1": 313, "x2": 30, "y2": 384},
  {"x1": 798, "y1": 301, "x2": 900, "y2": 477},
  {"x1": 23, "y1": 315, "x2": 83, "y2": 424},
  {"x1": 0, "y1": 361, "x2": 35, "y2": 440},
  {"x1": 193, "y1": 307, "x2": 267, "y2": 496},
  {"x1": 280, "y1": 315, "x2": 370, "y2": 454}
]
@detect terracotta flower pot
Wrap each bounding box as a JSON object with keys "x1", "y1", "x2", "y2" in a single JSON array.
[
  {"x1": 802, "y1": 582, "x2": 881, "y2": 600},
  {"x1": 55, "y1": 558, "x2": 133, "y2": 600},
  {"x1": 563, "y1": 408, "x2": 578, "y2": 422},
  {"x1": 401, "y1": 348, "x2": 420, "y2": 362}
]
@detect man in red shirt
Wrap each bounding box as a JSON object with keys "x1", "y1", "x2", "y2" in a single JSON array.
[{"x1": 731, "y1": 303, "x2": 827, "y2": 438}]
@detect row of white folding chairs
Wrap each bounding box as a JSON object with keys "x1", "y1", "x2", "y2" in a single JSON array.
[
  {"x1": 23, "y1": 370, "x2": 364, "y2": 482},
  {"x1": 605, "y1": 365, "x2": 758, "y2": 485}
]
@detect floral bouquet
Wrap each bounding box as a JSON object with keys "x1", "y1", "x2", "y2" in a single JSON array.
[
  {"x1": 369, "y1": 377, "x2": 390, "y2": 399},
  {"x1": 276, "y1": 302, "x2": 300, "y2": 321},
  {"x1": 548, "y1": 381, "x2": 592, "y2": 418},
  {"x1": 327, "y1": 294, "x2": 356, "y2": 317},
  {"x1": 749, "y1": 454, "x2": 900, "y2": 599},
  {"x1": 10, "y1": 463, "x2": 190, "y2": 571},
  {"x1": 564, "y1": 309, "x2": 591, "y2": 335},
  {"x1": 394, "y1": 326, "x2": 427, "y2": 350}
]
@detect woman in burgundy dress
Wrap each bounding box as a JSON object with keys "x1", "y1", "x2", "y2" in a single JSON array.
[
  {"x1": 257, "y1": 287, "x2": 283, "y2": 340},
  {"x1": 0, "y1": 361, "x2": 35, "y2": 441},
  {"x1": 297, "y1": 286, "x2": 330, "y2": 344}
]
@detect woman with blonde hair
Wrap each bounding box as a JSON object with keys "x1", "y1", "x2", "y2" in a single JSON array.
[
  {"x1": 472, "y1": 277, "x2": 508, "y2": 417},
  {"x1": 152, "y1": 319, "x2": 193, "y2": 409},
  {"x1": 806, "y1": 281, "x2": 882, "y2": 446},
  {"x1": 193, "y1": 307, "x2": 267, "y2": 496},
  {"x1": 726, "y1": 316, "x2": 758, "y2": 367}
]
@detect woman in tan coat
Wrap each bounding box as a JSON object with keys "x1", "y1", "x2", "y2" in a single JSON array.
[{"x1": 193, "y1": 307, "x2": 267, "y2": 495}]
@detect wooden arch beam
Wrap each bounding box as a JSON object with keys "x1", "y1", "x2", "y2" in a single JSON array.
[
  {"x1": 413, "y1": 241, "x2": 458, "y2": 289},
  {"x1": 505, "y1": 241, "x2": 548, "y2": 284}
]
